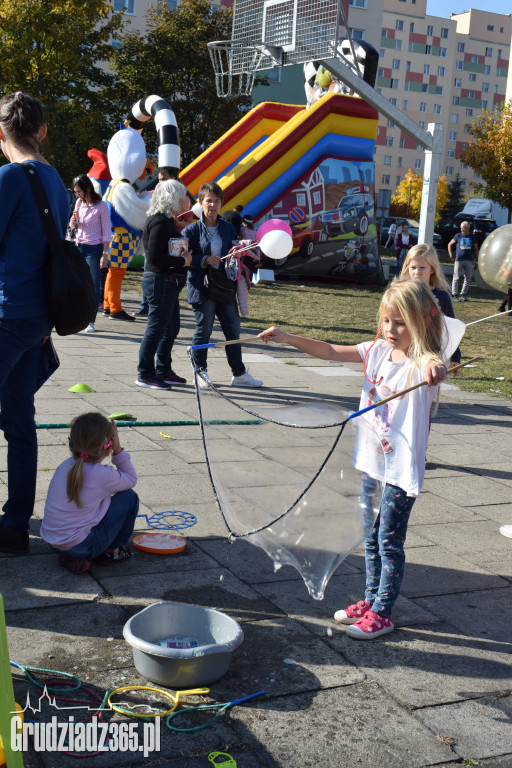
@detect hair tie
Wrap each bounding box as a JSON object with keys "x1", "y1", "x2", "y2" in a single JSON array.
[
  {"x1": 80, "y1": 451, "x2": 89, "y2": 460},
  {"x1": 431, "y1": 306, "x2": 438, "y2": 317},
  {"x1": 15, "y1": 91, "x2": 23, "y2": 97}
]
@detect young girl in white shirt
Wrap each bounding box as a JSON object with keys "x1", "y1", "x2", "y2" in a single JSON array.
[
  {"x1": 259, "y1": 279, "x2": 447, "y2": 639},
  {"x1": 41, "y1": 413, "x2": 138, "y2": 574}
]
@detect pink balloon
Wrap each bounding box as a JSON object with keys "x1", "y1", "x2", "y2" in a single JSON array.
[{"x1": 256, "y1": 218, "x2": 293, "y2": 241}]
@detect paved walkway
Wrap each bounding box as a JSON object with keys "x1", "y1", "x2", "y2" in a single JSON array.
[{"x1": 1, "y1": 292, "x2": 511, "y2": 768}]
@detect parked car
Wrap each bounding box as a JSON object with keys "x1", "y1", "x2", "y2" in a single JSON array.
[
  {"x1": 378, "y1": 216, "x2": 443, "y2": 248},
  {"x1": 435, "y1": 213, "x2": 497, "y2": 248},
  {"x1": 321, "y1": 193, "x2": 374, "y2": 238}
]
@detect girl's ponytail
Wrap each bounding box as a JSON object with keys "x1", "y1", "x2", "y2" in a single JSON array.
[{"x1": 66, "y1": 413, "x2": 114, "y2": 508}]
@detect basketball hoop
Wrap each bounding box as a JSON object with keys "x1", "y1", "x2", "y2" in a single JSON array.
[{"x1": 208, "y1": 40, "x2": 280, "y2": 97}]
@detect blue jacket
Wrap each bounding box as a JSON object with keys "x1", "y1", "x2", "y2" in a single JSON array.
[{"x1": 183, "y1": 216, "x2": 238, "y2": 304}]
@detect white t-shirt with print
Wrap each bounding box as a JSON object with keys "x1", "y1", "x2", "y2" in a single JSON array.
[{"x1": 355, "y1": 340, "x2": 439, "y2": 497}]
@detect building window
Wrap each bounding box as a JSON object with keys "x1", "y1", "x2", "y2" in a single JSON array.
[
  {"x1": 386, "y1": 136, "x2": 394, "y2": 146},
  {"x1": 114, "y1": 0, "x2": 135, "y2": 12},
  {"x1": 424, "y1": 64, "x2": 430, "y2": 74},
  {"x1": 498, "y1": 49, "x2": 502, "y2": 58},
  {"x1": 415, "y1": 159, "x2": 422, "y2": 169},
  {"x1": 451, "y1": 114, "x2": 459, "y2": 123},
  {"x1": 456, "y1": 61, "x2": 463, "y2": 70},
  {"x1": 398, "y1": 156, "x2": 403, "y2": 167},
  {"x1": 382, "y1": 29, "x2": 387, "y2": 37},
  {"x1": 439, "y1": 47, "x2": 446, "y2": 57},
  {"x1": 380, "y1": 49, "x2": 386, "y2": 57},
  {"x1": 441, "y1": 28, "x2": 449, "y2": 38},
  {"x1": 396, "y1": 20, "x2": 404, "y2": 31},
  {"x1": 378, "y1": 68, "x2": 385, "y2": 77},
  {"x1": 470, "y1": 55, "x2": 478, "y2": 63},
  {"x1": 417, "y1": 144, "x2": 422, "y2": 150},
  {"x1": 452, "y1": 96, "x2": 460, "y2": 105},
  {"x1": 420, "y1": 102, "x2": 426, "y2": 112},
  {"x1": 396, "y1": 176, "x2": 402, "y2": 186},
  {"x1": 392, "y1": 58, "x2": 401, "y2": 69},
  {"x1": 446, "y1": 166, "x2": 454, "y2": 175},
  {"x1": 418, "y1": 121, "x2": 425, "y2": 128},
  {"x1": 482, "y1": 82, "x2": 489, "y2": 92},
  {"x1": 467, "y1": 90, "x2": 475, "y2": 99},
  {"x1": 464, "y1": 125, "x2": 471, "y2": 133},
  {"x1": 437, "y1": 66, "x2": 445, "y2": 76},
  {"x1": 351, "y1": 29, "x2": 365, "y2": 40},
  {"x1": 484, "y1": 65, "x2": 491, "y2": 74},
  {"x1": 402, "y1": 99, "x2": 408, "y2": 109},
  {"x1": 408, "y1": 42, "x2": 414, "y2": 52},
  {"x1": 387, "y1": 119, "x2": 395, "y2": 127},
  {"x1": 410, "y1": 22, "x2": 415, "y2": 32},
  {"x1": 500, "y1": 27, "x2": 504, "y2": 33},
  {"x1": 389, "y1": 97, "x2": 397, "y2": 106},
  {"x1": 394, "y1": 40, "x2": 402, "y2": 50},
  {"x1": 494, "y1": 84, "x2": 499, "y2": 93},
  {"x1": 404, "y1": 80, "x2": 411, "y2": 91},
  {"x1": 454, "y1": 78, "x2": 461, "y2": 87},
  {"x1": 400, "y1": 138, "x2": 405, "y2": 148},
  {"x1": 421, "y1": 83, "x2": 428, "y2": 93},
  {"x1": 382, "y1": 175, "x2": 391, "y2": 185},
  {"x1": 485, "y1": 47, "x2": 493, "y2": 57},
  {"x1": 447, "y1": 149, "x2": 455, "y2": 158},
  {"x1": 384, "y1": 155, "x2": 393, "y2": 165},
  {"x1": 349, "y1": 0, "x2": 367, "y2": 6},
  {"x1": 427, "y1": 24, "x2": 433, "y2": 35},
  {"x1": 449, "y1": 130, "x2": 456, "y2": 140},
  {"x1": 425, "y1": 45, "x2": 432, "y2": 55},
  {"x1": 434, "y1": 104, "x2": 442, "y2": 114},
  {"x1": 482, "y1": 100, "x2": 488, "y2": 109},
  {"x1": 406, "y1": 61, "x2": 411, "y2": 72},
  {"x1": 487, "y1": 25, "x2": 494, "y2": 31},
  {"x1": 466, "y1": 108, "x2": 473, "y2": 116},
  {"x1": 435, "y1": 86, "x2": 443, "y2": 95},
  {"x1": 457, "y1": 42, "x2": 465, "y2": 52},
  {"x1": 469, "y1": 73, "x2": 476, "y2": 82},
  {"x1": 390, "y1": 79, "x2": 399, "y2": 89}
]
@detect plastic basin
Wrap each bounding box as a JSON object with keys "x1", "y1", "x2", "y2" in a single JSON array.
[{"x1": 123, "y1": 601, "x2": 244, "y2": 688}]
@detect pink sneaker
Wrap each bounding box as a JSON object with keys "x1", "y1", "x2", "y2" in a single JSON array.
[
  {"x1": 345, "y1": 611, "x2": 394, "y2": 640},
  {"x1": 334, "y1": 599, "x2": 372, "y2": 625}
]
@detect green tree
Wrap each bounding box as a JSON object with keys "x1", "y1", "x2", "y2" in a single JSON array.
[
  {"x1": 0, "y1": 0, "x2": 125, "y2": 183},
  {"x1": 439, "y1": 172, "x2": 465, "y2": 221},
  {"x1": 459, "y1": 101, "x2": 512, "y2": 223},
  {"x1": 111, "y1": 0, "x2": 259, "y2": 168},
  {"x1": 390, "y1": 170, "x2": 448, "y2": 224}
]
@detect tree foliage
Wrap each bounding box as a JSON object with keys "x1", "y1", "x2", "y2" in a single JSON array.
[
  {"x1": 390, "y1": 170, "x2": 448, "y2": 224},
  {"x1": 111, "y1": 0, "x2": 258, "y2": 168},
  {"x1": 0, "y1": 0, "x2": 125, "y2": 183},
  {"x1": 459, "y1": 101, "x2": 512, "y2": 222},
  {"x1": 439, "y1": 173, "x2": 465, "y2": 221}
]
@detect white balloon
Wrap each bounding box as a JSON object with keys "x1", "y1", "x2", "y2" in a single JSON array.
[
  {"x1": 192, "y1": 202, "x2": 203, "y2": 219},
  {"x1": 440, "y1": 316, "x2": 466, "y2": 361},
  {"x1": 259, "y1": 230, "x2": 293, "y2": 260}
]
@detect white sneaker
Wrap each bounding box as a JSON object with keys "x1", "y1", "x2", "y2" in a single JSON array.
[
  {"x1": 85, "y1": 323, "x2": 95, "y2": 333},
  {"x1": 196, "y1": 374, "x2": 210, "y2": 389},
  {"x1": 231, "y1": 368, "x2": 263, "y2": 388},
  {"x1": 499, "y1": 525, "x2": 512, "y2": 539}
]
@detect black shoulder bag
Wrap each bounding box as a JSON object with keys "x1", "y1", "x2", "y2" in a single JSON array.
[{"x1": 18, "y1": 163, "x2": 96, "y2": 336}]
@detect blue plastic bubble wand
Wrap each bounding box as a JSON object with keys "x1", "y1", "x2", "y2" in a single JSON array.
[{"x1": 166, "y1": 690, "x2": 266, "y2": 732}]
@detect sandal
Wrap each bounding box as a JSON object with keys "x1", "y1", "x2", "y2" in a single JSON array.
[{"x1": 95, "y1": 545, "x2": 131, "y2": 564}]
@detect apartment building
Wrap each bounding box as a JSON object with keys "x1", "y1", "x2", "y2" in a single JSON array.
[{"x1": 376, "y1": 1, "x2": 510, "y2": 196}]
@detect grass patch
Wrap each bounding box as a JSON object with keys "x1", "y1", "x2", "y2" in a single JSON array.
[{"x1": 123, "y1": 269, "x2": 511, "y2": 399}]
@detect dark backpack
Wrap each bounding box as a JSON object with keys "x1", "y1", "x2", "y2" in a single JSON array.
[{"x1": 18, "y1": 163, "x2": 97, "y2": 336}]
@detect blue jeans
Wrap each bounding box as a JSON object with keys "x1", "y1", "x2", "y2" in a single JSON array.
[
  {"x1": 50, "y1": 489, "x2": 139, "y2": 559},
  {"x1": 363, "y1": 483, "x2": 415, "y2": 617},
  {"x1": 0, "y1": 314, "x2": 50, "y2": 532},
  {"x1": 191, "y1": 296, "x2": 244, "y2": 376},
  {"x1": 138, "y1": 273, "x2": 184, "y2": 379},
  {"x1": 77, "y1": 243, "x2": 103, "y2": 321}
]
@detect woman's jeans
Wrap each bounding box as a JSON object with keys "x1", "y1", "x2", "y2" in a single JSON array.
[
  {"x1": 138, "y1": 273, "x2": 183, "y2": 379},
  {"x1": 50, "y1": 489, "x2": 139, "y2": 560},
  {"x1": 191, "y1": 296, "x2": 244, "y2": 376},
  {"x1": 77, "y1": 243, "x2": 102, "y2": 321},
  {"x1": 362, "y1": 482, "x2": 415, "y2": 617},
  {"x1": 0, "y1": 314, "x2": 49, "y2": 532}
]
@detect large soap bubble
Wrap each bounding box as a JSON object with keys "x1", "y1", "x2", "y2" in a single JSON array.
[
  {"x1": 478, "y1": 224, "x2": 512, "y2": 294},
  {"x1": 195, "y1": 377, "x2": 386, "y2": 600}
]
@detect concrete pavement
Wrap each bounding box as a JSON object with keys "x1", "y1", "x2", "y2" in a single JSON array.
[{"x1": 1, "y1": 291, "x2": 511, "y2": 768}]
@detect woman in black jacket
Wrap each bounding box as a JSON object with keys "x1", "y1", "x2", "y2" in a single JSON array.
[{"x1": 136, "y1": 180, "x2": 192, "y2": 390}]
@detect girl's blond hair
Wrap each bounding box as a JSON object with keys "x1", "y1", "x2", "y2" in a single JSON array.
[
  {"x1": 400, "y1": 243, "x2": 450, "y2": 291},
  {"x1": 66, "y1": 413, "x2": 113, "y2": 507},
  {"x1": 378, "y1": 278, "x2": 444, "y2": 370}
]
